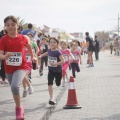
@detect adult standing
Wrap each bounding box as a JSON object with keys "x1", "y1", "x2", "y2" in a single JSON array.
[
  {"x1": 0, "y1": 15, "x2": 35, "y2": 120},
  {"x1": 94, "y1": 35, "x2": 99, "y2": 60},
  {"x1": 110, "y1": 43, "x2": 113, "y2": 54},
  {"x1": 85, "y1": 32, "x2": 94, "y2": 67},
  {"x1": 114, "y1": 38, "x2": 119, "y2": 55}
]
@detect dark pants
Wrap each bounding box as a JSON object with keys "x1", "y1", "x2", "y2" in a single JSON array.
[
  {"x1": 71, "y1": 63, "x2": 80, "y2": 78},
  {"x1": 110, "y1": 49, "x2": 113, "y2": 54},
  {"x1": 0, "y1": 60, "x2": 6, "y2": 80},
  {"x1": 95, "y1": 51, "x2": 99, "y2": 60},
  {"x1": 39, "y1": 57, "x2": 48, "y2": 73},
  {"x1": 48, "y1": 70, "x2": 62, "y2": 86}
]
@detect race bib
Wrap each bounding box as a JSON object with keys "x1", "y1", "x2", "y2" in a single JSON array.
[
  {"x1": 26, "y1": 53, "x2": 31, "y2": 62},
  {"x1": 63, "y1": 54, "x2": 68, "y2": 62},
  {"x1": 41, "y1": 45, "x2": 45, "y2": 50},
  {"x1": 48, "y1": 56, "x2": 57, "y2": 67},
  {"x1": 73, "y1": 54, "x2": 79, "y2": 60},
  {"x1": 6, "y1": 52, "x2": 22, "y2": 66}
]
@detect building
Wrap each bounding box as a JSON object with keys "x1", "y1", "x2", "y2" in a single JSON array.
[{"x1": 70, "y1": 32, "x2": 83, "y2": 42}]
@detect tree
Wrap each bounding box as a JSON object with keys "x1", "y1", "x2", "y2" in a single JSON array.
[
  {"x1": 16, "y1": 17, "x2": 25, "y2": 26},
  {"x1": 16, "y1": 17, "x2": 37, "y2": 30},
  {"x1": 94, "y1": 31, "x2": 109, "y2": 42}
]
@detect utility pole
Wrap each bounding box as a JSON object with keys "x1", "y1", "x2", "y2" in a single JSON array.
[{"x1": 118, "y1": 13, "x2": 120, "y2": 37}]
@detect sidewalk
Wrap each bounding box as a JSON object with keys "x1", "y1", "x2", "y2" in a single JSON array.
[{"x1": 49, "y1": 51, "x2": 120, "y2": 120}]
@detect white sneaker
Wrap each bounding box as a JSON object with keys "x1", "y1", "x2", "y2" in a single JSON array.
[
  {"x1": 49, "y1": 98, "x2": 56, "y2": 105},
  {"x1": 87, "y1": 64, "x2": 92, "y2": 68},
  {"x1": 28, "y1": 86, "x2": 34, "y2": 94},
  {"x1": 3, "y1": 80, "x2": 9, "y2": 84},
  {"x1": 66, "y1": 76, "x2": 69, "y2": 82},
  {"x1": 23, "y1": 90, "x2": 28, "y2": 97},
  {"x1": 62, "y1": 80, "x2": 65, "y2": 87},
  {"x1": 0, "y1": 80, "x2": 4, "y2": 84}
]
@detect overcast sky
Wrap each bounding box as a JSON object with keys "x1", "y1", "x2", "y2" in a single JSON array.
[{"x1": 0, "y1": 0, "x2": 120, "y2": 36}]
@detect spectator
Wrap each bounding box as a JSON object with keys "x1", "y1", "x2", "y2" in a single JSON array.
[
  {"x1": 85, "y1": 32, "x2": 95, "y2": 67},
  {"x1": 94, "y1": 35, "x2": 99, "y2": 60},
  {"x1": 114, "y1": 38, "x2": 119, "y2": 55},
  {"x1": 110, "y1": 43, "x2": 113, "y2": 54}
]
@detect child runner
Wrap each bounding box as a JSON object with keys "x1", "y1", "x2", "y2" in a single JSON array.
[
  {"x1": 39, "y1": 37, "x2": 64, "y2": 105},
  {"x1": 36, "y1": 39, "x2": 41, "y2": 67},
  {"x1": 27, "y1": 32, "x2": 39, "y2": 70},
  {"x1": 0, "y1": 15, "x2": 35, "y2": 120},
  {"x1": 60, "y1": 41, "x2": 74, "y2": 87},
  {"x1": 39, "y1": 37, "x2": 48, "y2": 76},
  {"x1": 70, "y1": 42, "x2": 82, "y2": 78},
  {"x1": 27, "y1": 32, "x2": 39, "y2": 81},
  {"x1": 22, "y1": 36, "x2": 34, "y2": 97}
]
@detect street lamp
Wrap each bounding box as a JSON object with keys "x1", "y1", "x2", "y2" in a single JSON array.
[
  {"x1": 118, "y1": 14, "x2": 120, "y2": 36},
  {"x1": 109, "y1": 13, "x2": 120, "y2": 37}
]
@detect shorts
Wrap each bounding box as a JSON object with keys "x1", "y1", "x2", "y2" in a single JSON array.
[
  {"x1": 88, "y1": 47, "x2": 94, "y2": 52},
  {"x1": 48, "y1": 70, "x2": 62, "y2": 86}
]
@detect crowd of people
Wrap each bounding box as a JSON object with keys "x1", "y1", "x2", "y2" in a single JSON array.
[{"x1": 0, "y1": 15, "x2": 100, "y2": 120}]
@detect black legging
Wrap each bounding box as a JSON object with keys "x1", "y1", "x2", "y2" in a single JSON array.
[{"x1": 0, "y1": 60, "x2": 6, "y2": 80}]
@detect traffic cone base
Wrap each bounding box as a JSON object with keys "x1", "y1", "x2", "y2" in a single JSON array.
[{"x1": 63, "y1": 105, "x2": 81, "y2": 109}]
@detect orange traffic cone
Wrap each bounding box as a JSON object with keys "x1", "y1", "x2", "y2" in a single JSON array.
[{"x1": 63, "y1": 76, "x2": 81, "y2": 109}]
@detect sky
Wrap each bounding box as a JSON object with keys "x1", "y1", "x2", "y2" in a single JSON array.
[{"x1": 0, "y1": 0, "x2": 120, "y2": 36}]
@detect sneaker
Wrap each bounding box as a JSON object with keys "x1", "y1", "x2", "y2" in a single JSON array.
[
  {"x1": 23, "y1": 90, "x2": 28, "y2": 97},
  {"x1": 73, "y1": 75, "x2": 76, "y2": 78},
  {"x1": 62, "y1": 80, "x2": 65, "y2": 87},
  {"x1": 91, "y1": 64, "x2": 94, "y2": 67},
  {"x1": 49, "y1": 98, "x2": 56, "y2": 105},
  {"x1": 3, "y1": 80, "x2": 9, "y2": 84},
  {"x1": 28, "y1": 86, "x2": 34, "y2": 94},
  {"x1": 87, "y1": 64, "x2": 92, "y2": 68},
  {"x1": 16, "y1": 106, "x2": 24, "y2": 120},
  {"x1": 66, "y1": 76, "x2": 69, "y2": 82},
  {"x1": 39, "y1": 71, "x2": 43, "y2": 76},
  {"x1": 0, "y1": 80, "x2": 4, "y2": 84}
]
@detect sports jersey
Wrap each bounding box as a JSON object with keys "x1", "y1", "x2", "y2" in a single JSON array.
[
  {"x1": 24, "y1": 49, "x2": 32, "y2": 71},
  {"x1": 48, "y1": 49, "x2": 62, "y2": 72},
  {"x1": 60, "y1": 49, "x2": 70, "y2": 63},
  {"x1": 71, "y1": 50, "x2": 80, "y2": 63},
  {"x1": 0, "y1": 34, "x2": 28, "y2": 73}
]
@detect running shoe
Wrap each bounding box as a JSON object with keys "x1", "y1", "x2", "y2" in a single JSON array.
[
  {"x1": 3, "y1": 80, "x2": 9, "y2": 84},
  {"x1": 28, "y1": 86, "x2": 34, "y2": 94},
  {"x1": 62, "y1": 80, "x2": 65, "y2": 87},
  {"x1": 0, "y1": 80, "x2": 4, "y2": 84},
  {"x1": 49, "y1": 98, "x2": 56, "y2": 105},
  {"x1": 39, "y1": 71, "x2": 43, "y2": 76},
  {"x1": 23, "y1": 90, "x2": 28, "y2": 97},
  {"x1": 87, "y1": 64, "x2": 92, "y2": 68},
  {"x1": 91, "y1": 64, "x2": 94, "y2": 67},
  {"x1": 66, "y1": 76, "x2": 69, "y2": 82},
  {"x1": 16, "y1": 106, "x2": 24, "y2": 120}
]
